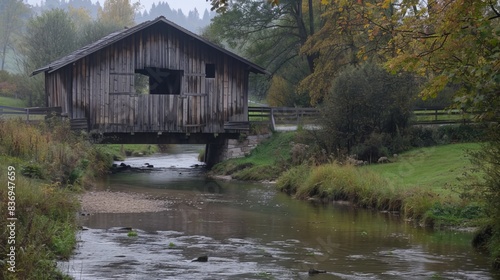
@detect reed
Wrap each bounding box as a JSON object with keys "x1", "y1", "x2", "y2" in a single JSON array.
[
  {"x1": 0, "y1": 118, "x2": 112, "y2": 279},
  {"x1": 0, "y1": 118, "x2": 113, "y2": 186}
]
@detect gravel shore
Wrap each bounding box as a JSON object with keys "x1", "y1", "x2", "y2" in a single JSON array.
[{"x1": 79, "y1": 191, "x2": 169, "y2": 214}]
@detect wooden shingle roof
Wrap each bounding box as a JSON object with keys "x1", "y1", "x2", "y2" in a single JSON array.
[{"x1": 32, "y1": 16, "x2": 269, "y2": 76}]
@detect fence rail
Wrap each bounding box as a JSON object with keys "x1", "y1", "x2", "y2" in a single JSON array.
[
  {"x1": 249, "y1": 106, "x2": 476, "y2": 131},
  {"x1": 412, "y1": 107, "x2": 477, "y2": 125},
  {"x1": 0, "y1": 106, "x2": 62, "y2": 122},
  {"x1": 249, "y1": 107, "x2": 320, "y2": 131}
]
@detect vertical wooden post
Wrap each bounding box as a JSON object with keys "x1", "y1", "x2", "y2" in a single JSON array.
[
  {"x1": 296, "y1": 107, "x2": 299, "y2": 127},
  {"x1": 271, "y1": 107, "x2": 276, "y2": 132}
]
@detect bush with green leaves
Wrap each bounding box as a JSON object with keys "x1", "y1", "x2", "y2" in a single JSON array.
[
  {"x1": 468, "y1": 124, "x2": 500, "y2": 268},
  {"x1": 316, "y1": 62, "x2": 417, "y2": 161}
]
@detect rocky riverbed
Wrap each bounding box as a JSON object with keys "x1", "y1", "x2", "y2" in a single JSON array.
[{"x1": 78, "y1": 191, "x2": 170, "y2": 214}]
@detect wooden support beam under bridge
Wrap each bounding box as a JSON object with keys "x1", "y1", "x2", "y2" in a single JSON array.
[{"x1": 90, "y1": 132, "x2": 239, "y2": 145}]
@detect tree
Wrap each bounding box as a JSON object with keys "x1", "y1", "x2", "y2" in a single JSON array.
[
  {"x1": 378, "y1": 0, "x2": 499, "y2": 267},
  {"x1": 68, "y1": 5, "x2": 93, "y2": 36},
  {"x1": 317, "y1": 62, "x2": 416, "y2": 161},
  {"x1": 0, "y1": 0, "x2": 30, "y2": 71},
  {"x1": 77, "y1": 19, "x2": 123, "y2": 47},
  {"x1": 267, "y1": 74, "x2": 310, "y2": 106},
  {"x1": 205, "y1": 0, "x2": 322, "y2": 104},
  {"x1": 299, "y1": 0, "x2": 398, "y2": 104},
  {"x1": 98, "y1": 0, "x2": 140, "y2": 27},
  {"x1": 22, "y1": 9, "x2": 76, "y2": 70},
  {"x1": 21, "y1": 9, "x2": 77, "y2": 106},
  {"x1": 383, "y1": 0, "x2": 499, "y2": 122},
  {"x1": 207, "y1": 0, "x2": 320, "y2": 71},
  {"x1": 208, "y1": 0, "x2": 280, "y2": 13}
]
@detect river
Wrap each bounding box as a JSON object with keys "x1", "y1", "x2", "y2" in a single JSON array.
[{"x1": 60, "y1": 145, "x2": 499, "y2": 279}]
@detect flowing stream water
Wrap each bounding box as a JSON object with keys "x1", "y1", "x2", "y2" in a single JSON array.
[{"x1": 60, "y1": 145, "x2": 499, "y2": 280}]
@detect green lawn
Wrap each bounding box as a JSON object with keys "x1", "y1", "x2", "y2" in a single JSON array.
[
  {"x1": 363, "y1": 143, "x2": 481, "y2": 192},
  {"x1": 0, "y1": 95, "x2": 26, "y2": 107}
]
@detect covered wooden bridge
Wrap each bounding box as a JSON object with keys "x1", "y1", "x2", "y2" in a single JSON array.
[{"x1": 32, "y1": 16, "x2": 268, "y2": 150}]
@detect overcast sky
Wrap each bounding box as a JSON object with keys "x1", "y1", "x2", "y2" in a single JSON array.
[{"x1": 27, "y1": 0, "x2": 213, "y2": 16}]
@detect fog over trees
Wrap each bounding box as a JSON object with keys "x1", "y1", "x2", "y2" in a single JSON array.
[{"x1": 0, "y1": 0, "x2": 214, "y2": 73}]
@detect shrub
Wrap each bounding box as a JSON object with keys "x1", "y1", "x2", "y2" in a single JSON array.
[
  {"x1": 405, "y1": 124, "x2": 486, "y2": 148},
  {"x1": 435, "y1": 124, "x2": 486, "y2": 143},
  {"x1": 21, "y1": 163, "x2": 45, "y2": 179},
  {"x1": 317, "y1": 62, "x2": 417, "y2": 159},
  {"x1": 468, "y1": 124, "x2": 500, "y2": 268}
]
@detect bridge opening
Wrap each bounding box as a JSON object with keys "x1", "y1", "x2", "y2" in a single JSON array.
[{"x1": 135, "y1": 67, "x2": 183, "y2": 95}]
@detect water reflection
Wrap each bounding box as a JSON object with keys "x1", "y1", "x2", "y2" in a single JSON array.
[{"x1": 60, "y1": 148, "x2": 498, "y2": 279}]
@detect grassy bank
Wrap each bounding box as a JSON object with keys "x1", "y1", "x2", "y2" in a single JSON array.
[
  {"x1": 277, "y1": 143, "x2": 483, "y2": 227},
  {"x1": 364, "y1": 143, "x2": 481, "y2": 191},
  {"x1": 211, "y1": 131, "x2": 483, "y2": 227},
  {"x1": 210, "y1": 132, "x2": 294, "y2": 181},
  {"x1": 0, "y1": 119, "x2": 112, "y2": 279}
]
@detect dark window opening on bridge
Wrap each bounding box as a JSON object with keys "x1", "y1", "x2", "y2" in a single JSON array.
[
  {"x1": 206, "y1": 64, "x2": 215, "y2": 78},
  {"x1": 135, "y1": 67, "x2": 183, "y2": 95}
]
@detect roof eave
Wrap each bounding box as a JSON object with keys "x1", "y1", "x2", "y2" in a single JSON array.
[
  {"x1": 32, "y1": 67, "x2": 49, "y2": 76},
  {"x1": 32, "y1": 16, "x2": 269, "y2": 76}
]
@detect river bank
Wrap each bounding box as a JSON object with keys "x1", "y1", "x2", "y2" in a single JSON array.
[
  {"x1": 62, "y1": 163, "x2": 499, "y2": 279},
  {"x1": 0, "y1": 119, "x2": 112, "y2": 279},
  {"x1": 210, "y1": 127, "x2": 500, "y2": 269},
  {"x1": 210, "y1": 131, "x2": 490, "y2": 242}
]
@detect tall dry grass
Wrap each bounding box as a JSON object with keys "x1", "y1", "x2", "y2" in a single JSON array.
[
  {"x1": 0, "y1": 118, "x2": 112, "y2": 186},
  {"x1": 0, "y1": 118, "x2": 112, "y2": 279},
  {"x1": 277, "y1": 163, "x2": 468, "y2": 226}
]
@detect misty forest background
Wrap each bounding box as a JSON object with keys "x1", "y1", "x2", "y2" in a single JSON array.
[{"x1": 0, "y1": 0, "x2": 214, "y2": 73}]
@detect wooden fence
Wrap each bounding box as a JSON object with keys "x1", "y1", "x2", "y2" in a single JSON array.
[
  {"x1": 249, "y1": 107, "x2": 320, "y2": 131},
  {"x1": 0, "y1": 105, "x2": 62, "y2": 122},
  {"x1": 249, "y1": 106, "x2": 476, "y2": 131},
  {"x1": 412, "y1": 107, "x2": 476, "y2": 125}
]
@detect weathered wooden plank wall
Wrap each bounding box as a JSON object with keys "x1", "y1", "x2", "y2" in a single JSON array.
[{"x1": 45, "y1": 22, "x2": 250, "y2": 134}]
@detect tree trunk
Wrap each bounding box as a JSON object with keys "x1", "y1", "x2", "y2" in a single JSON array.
[{"x1": 292, "y1": 0, "x2": 318, "y2": 73}]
